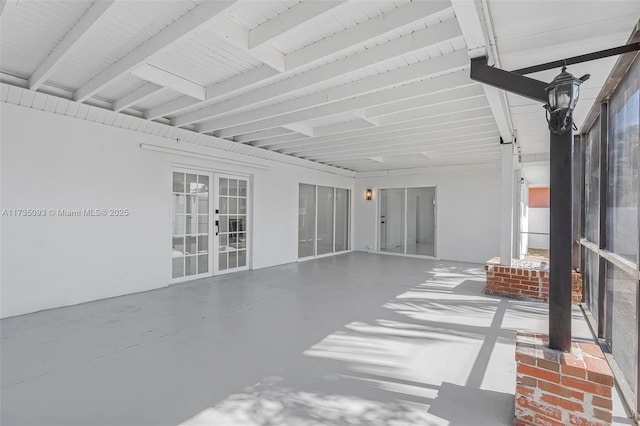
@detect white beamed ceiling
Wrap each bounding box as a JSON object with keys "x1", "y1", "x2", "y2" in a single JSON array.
[{"x1": 1, "y1": 0, "x2": 638, "y2": 174}]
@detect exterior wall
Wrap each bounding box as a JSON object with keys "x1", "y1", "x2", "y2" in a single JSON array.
[
  {"x1": 353, "y1": 166, "x2": 501, "y2": 264},
  {"x1": 0, "y1": 103, "x2": 353, "y2": 318}
]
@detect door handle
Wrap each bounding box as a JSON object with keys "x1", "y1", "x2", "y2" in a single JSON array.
[{"x1": 215, "y1": 220, "x2": 219, "y2": 236}]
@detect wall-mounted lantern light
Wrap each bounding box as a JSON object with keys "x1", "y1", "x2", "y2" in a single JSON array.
[
  {"x1": 544, "y1": 65, "x2": 590, "y2": 135},
  {"x1": 365, "y1": 189, "x2": 373, "y2": 201}
]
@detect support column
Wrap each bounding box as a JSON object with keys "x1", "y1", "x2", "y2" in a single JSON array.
[
  {"x1": 500, "y1": 143, "x2": 514, "y2": 266},
  {"x1": 549, "y1": 130, "x2": 573, "y2": 351}
]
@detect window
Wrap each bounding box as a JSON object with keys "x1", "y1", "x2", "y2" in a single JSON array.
[{"x1": 298, "y1": 184, "x2": 350, "y2": 258}]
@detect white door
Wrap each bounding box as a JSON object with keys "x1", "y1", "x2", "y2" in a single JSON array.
[{"x1": 214, "y1": 174, "x2": 250, "y2": 274}]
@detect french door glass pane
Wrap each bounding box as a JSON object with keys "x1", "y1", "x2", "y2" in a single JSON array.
[
  {"x1": 298, "y1": 184, "x2": 316, "y2": 257},
  {"x1": 606, "y1": 58, "x2": 639, "y2": 264},
  {"x1": 317, "y1": 186, "x2": 334, "y2": 255},
  {"x1": 216, "y1": 176, "x2": 249, "y2": 272},
  {"x1": 335, "y1": 189, "x2": 350, "y2": 251}
]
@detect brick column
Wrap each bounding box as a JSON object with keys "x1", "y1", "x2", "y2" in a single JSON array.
[{"x1": 515, "y1": 331, "x2": 613, "y2": 426}]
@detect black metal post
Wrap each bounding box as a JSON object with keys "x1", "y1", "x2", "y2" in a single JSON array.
[{"x1": 548, "y1": 129, "x2": 574, "y2": 351}]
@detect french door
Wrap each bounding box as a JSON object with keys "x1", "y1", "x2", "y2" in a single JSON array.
[
  {"x1": 213, "y1": 174, "x2": 250, "y2": 274},
  {"x1": 172, "y1": 170, "x2": 249, "y2": 280}
]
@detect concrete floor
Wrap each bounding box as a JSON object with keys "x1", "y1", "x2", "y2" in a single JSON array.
[
  {"x1": 0, "y1": 253, "x2": 633, "y2": 425},
  {"x1": 382, "y1": 242, "x2": 435, "y2": 257}
]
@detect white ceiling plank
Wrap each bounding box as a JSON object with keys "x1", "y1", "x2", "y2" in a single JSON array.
[
  {"x1": 451, "y1": 0, "x2": 514, "y2": 142},
  {"x1": 207, "y1": 72, "x2": 479, "y2": 137},
  {"x1": 0, "y1": 0, "x2": 17, "y2": 20},
  {"x1": 29, "y1": 0, "x2": 115, "y2": 90},
  {"x1": 255, "y1": 106, "x2": 494, "y2": 149},
  {"x1": 282, "y1": 118, "x2": 497, "y2": 155},
  {"x1": 112, "y1": 83, "x2": 163, "y2": 113},
  {"x1": 233, "y1": 127, "x2": 292, "y2": 143},
  {"x1": 193, "y1": 49, "x2": 470, "y2": 131},
  {"x1": 131, "y1": 64, "x2": 205, "y2": 100},
  {"x1": 313, "y1": 119, "x2": 374, "y2": 137},
  {"x1": 286, "y1": 1, "x2": 452, "y2": 69},
  {"x1": 374, "y1": 96, "x2": 489, "y2": 126},
  {"x1": 73, "y1": 1, "x2": 237, "y2": 102},
  {"x1": 174, "y1": 19, "x2": 464, "y2": 127},
  {"x1": 304, "y1": 132, "x2": 500, "y2": 161},
  {"x1": 253, "y1": 133, "x2": 310, "y2": 145},
  {"x1": 289, "y1": 122, "x2": 499, "y2": 157},
  {"x1": 248, "y1": 1, "x2": 345, "y2": 49},
  {"x1": 144, "y1": 65, "x2": 278, "y2": 120},
  {"x1": 365, "y1": 84, "x2": 484, "y2": 117},
  {"x1": 281, "y1": 123, "x2": 314, "y2": 137}
]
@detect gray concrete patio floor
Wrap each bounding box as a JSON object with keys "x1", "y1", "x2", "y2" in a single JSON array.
[{"x1": 1, "y1": 252, "x2": 633, "y2": 425}]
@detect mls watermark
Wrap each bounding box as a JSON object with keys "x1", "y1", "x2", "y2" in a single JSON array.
[{"x1": 2, "y1": 208, "x2": 130, "y2": 217}]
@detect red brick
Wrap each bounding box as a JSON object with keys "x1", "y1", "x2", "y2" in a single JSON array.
[
  {"x1": 584, "y1": 357, "x2": 613, "y2": 386},
  {"x1": 571, "y1": 390, "x2": 584, "y2": 401},
  {"x1": 517, "y1": 384, "x2": 535, "y2": 397},
  {"x1": 561, "y1": 377, "x2": 611, "y2": 397},
  {"x1": 516, "y1": 396, "x2": 562, "y2": 420},
  {"x1": 518, "y1": 364, "x2": 561, "y2": 383},
  {"x1": 569, "y1": 414, "x2": 607, "y2": 426},
  {"x1": 533, "y1": 413, "x2": 566, "y2": 426},
  {"x1": 591, "y1": 395, "x2": 612, "y2": 409},
  {"x1": 593, "y1": 408, "x2": 612, "y2": 422},
  {"x1": 578, "y1": 343, "x2": 604, "y2": 359},
  {"x1": 518, "y1": 375, "x2": 538, "y2": 387},
  {"x1": 538, "y1": 380, "x2": 571, "y2": 398},
  {"x1": 537, "y1": 358, "x2": 560, "y2": 372}
]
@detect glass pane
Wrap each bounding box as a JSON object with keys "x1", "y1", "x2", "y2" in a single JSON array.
[
  {"x1": 239, "y1": 180, "x2": 247, "y2": 197},
  {"x1": 173, "y1": 194, "x2": 185, "y2": 214},
  {"x1": 406, "y1": 187, "x2": 436, "y2": 256},
  {"x1": 219, "y1": 234, "x2": 228, "y2": 251},
  {"x1": 198, "y1": 236, "x2": 208, "y2": 254},
  {"x1": 172, "y1": 257, "x2": 184, "y2": 278},
  {"x1": 229, "y1": 197, "x2": 238, "y2": 214},
  {"x1": 198, "y1": 215, "x2": 208, "y2": 234},
  {"x1": 239, "y1": 198, "x2": 247, "y2": 214},
  {"x1": 238, "y1": 250, "x2": 246, "y2": 267},
  {"x1": 606, "y1": 58, "x2": 639, "y2": 264},
  {"x1": 198, "y1": 175, "x2": 209, "y2": 193},
  {"x1": 229, "y1": 217, "x2": 239, "y2": 232},
  {"x1": 198, "y1": 194, "x2": 209, "y2": 214},
  {"x1": 298, "y1": 184, "x2": 316, "y2": 258},
  {"x1": 186, "y1": 195, "x2": 197, "y2": 215},
  {"x1": 185, "y1": 256, "x2": 196, "y2": 276},
  {"x1": 198, "y1": 254, "x2": 208, "y2": 274},
  {"x1": 317, "y1": 186, "x2": 334, "y2": 255},
  {"x1": 228, "y1": 250, "x2": 238, "y2": 269},
  {"x1": 335, "y1": 189, "x2": 350, "y2": 252},
  {"x1": 173, "y1": 172, "x2": 185, "y2": 193},
  {"x1": 237, "y1": 233, "x2": 246, "y2": 249},
  {"x1": 186, "y1": 174, "x2": 198, "y2": 194},
  {"x1": 605, "y1": 263, "x2": 638, "y2": 395},
  {"x1": 584, "y1": 119, "x2": 600, "y2": 243},
  {"x1": 220, "y1": 178, "x2": 228, "y2": 196},
  {"x1": 220, "y1": 197, "x2": 228, "y2": 214},
  {"x1": 219, "y1": 215, "x2": 228, "y2": 233},
  {"x1": 229, "y1": 179, "x2": 238, "y2": 196},
  {"x1": 172, "y1": 237, "x2": 184, "y2": 257},
  {"x1": 237, "y1": 217, "x2": 246, "y2": 232},
  {"x1": 172, "y1": 215, "x2": 185, "y2": 236},
  {"x1": 186, "y1": 215, "x2": 197, "y2": 234},
  {"x1": 185, "y1": 236, "x2": 196, "y2": 255},
  {"x1": 219, "y1": 252, "x2": 227, "y2": 270},
  {"x1": 379, "y1": 188, "x2": 406, "y2": 254},
  {"x1": 229, "y1": 233, "x2": 238, "y2": 249}
]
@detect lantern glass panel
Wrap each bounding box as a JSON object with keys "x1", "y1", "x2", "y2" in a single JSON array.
[
  {"x1": 548, "y1": 87, "x2": 557, "y2": 109},
  {"x1": 557, "y1": 86, "x2": 572, "y2": 109}
]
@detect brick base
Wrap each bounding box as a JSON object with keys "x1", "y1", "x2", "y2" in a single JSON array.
[
  {"x1": 485, "y1": 257, "x2": 582, "y2": 303},
  {"x1": 515, "y1": 331, "x2": 614, "y2": 426}
]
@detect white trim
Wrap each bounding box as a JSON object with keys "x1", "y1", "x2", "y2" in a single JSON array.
[{"x1": 140, "y1": 144, "x2": 270, "y2": 170}]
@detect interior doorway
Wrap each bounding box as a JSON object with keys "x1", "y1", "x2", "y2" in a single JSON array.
[{"x1": 378, "y1": 187, "x2": 436, "y2": 257}]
